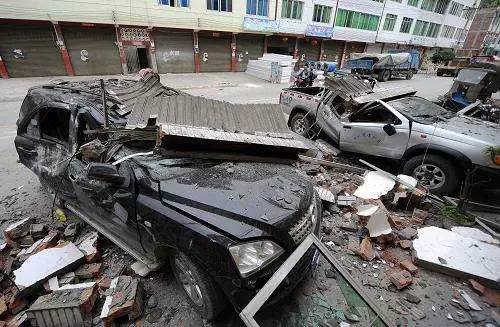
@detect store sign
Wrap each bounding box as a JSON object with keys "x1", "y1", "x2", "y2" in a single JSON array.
[
  {"x1": 243, "y1": 17, "x2": 278, "y2": 33},
  {"x1": 305, "y1": 25, "x2": 333, "y2": 38}
]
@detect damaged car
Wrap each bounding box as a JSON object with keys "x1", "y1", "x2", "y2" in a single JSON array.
[
  {"x1": 280, "y1": 76, "x2": 500, "y2": 194},
  {"x1": 14, "y1": 73, "x2": 321, "y2": 319}
]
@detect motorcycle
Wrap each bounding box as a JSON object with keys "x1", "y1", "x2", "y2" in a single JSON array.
[{"x1": 293, "y1": 68, "x2": 317, "y2": 87}]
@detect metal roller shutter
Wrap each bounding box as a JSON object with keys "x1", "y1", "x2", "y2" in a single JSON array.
[
  {"x1": 365, "y1": 42, "x2": 383, "y2": 54},
  {"x1": 198, "y1": 32, "x2": 231, "y2": 72},
  {"x1": 62, "y1": 25, "x2": 121, "y2": 76},
  {"x1": 236, "y1": 34, "x2": 264, "y2": 72},
  {"x1": 155, "y1": 30, "x2": 195, "y2": 73},
  {"x1": 0, "y1": 23, "x2": 66, "y2": 77},
  {"x1": 322, "y1": 40, "x2": 344, "y2": 63},
  {"x1": 267, "y1": 35, "x2": 294, "y2": 55},
  {"x1": 298, "y1": 38, "x2": 320, "y2": 61}
]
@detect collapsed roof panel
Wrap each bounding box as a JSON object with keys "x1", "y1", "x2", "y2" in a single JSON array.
[{"x1": 324, "y1": 75, "x2": 373, "y2": 99}]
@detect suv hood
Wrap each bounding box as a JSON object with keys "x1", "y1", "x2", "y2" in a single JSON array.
[
  {"x1": 137, "y1": 157, "x2": 314, "y2": 243},
  {"x1": 433, "y1": 116, "x2": 500, "y2": 147}
]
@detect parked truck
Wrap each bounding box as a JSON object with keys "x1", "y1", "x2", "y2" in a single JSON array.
[
  {"x1": 279, "y1": 76, "x2": 500, "y2": 195},
  {"x1": 346, "y1": 49, "x2": 420, "y2": 82}
]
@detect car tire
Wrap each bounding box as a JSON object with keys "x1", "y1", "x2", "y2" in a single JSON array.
[
  {"x1": 290, "y1": 112, "x2": 312, "y2": 137},
  {"x1": 406, "y1": 70, "x2": 414, "y2": 80},
  {"x1": 437, "y1": 71, "x2": 443, "y2": 76},
  {"x1": 378, "y1": 70, "x2": 391, "y2": 82},
  {"x1": 171, "y1": 252, "x2": 226, "y2": 320},
  {"x1": 402, "y1": 154, "x2": 460, "y2": 194}
]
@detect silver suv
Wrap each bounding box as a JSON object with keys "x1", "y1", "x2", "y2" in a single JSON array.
[{"x1": 282, "y1": 87, "x2": 500, "y2": 194}]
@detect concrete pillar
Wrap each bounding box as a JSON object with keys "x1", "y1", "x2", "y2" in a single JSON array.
[
  {"x1": 319, "y1": 39, "x2": 325, "y2": 61},
  {"x1": 0, "y1": 55, "x2": 9, "y2": 78},
  {"x1": 293, "y1": 38, "x2": 299, "y2": 59},
  {"x1": 231, "y1": 33, "x2": 237, "y2": 72},
  {"x1": 52, "y1": 22, "x2": 75, "y2": 76},
  {"x1": 263, "y1": 35, "x2": 268, "y2": 54},
  {"x1": 148, "y1": 28, "x2": 158, "y2": 73},
  {"x1": 115, "y1": 25, "x2": 128, "y2": 75},
  {"x1": 193, "y1": 31, "x2": 200, "y2": 73}
]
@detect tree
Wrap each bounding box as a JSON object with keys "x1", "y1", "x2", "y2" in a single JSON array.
[{"x1": 432, "y1": 48, "x2": 455, "y2": 64}]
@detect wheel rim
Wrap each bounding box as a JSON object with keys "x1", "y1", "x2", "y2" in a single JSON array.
[
  {"x1": 174, "y1": 256, "x2": 204, "y2": 306},
  {"x1": 384, "y1": 71, "x2": 390, "y2": 80},
  {"x1": 292, "y1": 117, "x2": 307, "y2": 135},
  {"x1": 413, "y1": 164, "x2": 446, "y2": 189}
]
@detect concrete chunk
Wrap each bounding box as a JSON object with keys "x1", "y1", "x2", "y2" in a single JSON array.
[
  {"x1": 354, "y1": 171, "x2": 395, "y2": 200},
  {"x1": 4, "y1": 218, "x2": 31, "y2": 242},
  {"x1": 13, "y1": 243, "x2": 84, "y2": 292},
  {"x1": 78, "y1": 232, "x2": 100, "y2": 263}
]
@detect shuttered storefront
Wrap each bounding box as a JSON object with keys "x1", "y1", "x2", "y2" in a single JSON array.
[
  {"x1": 342, "y1": 42, "x2": 365, "y2": 67},
  {"x1": 236, "y1": 34, "x2": 264, "y2": 72},
  {"x1": 267, "y1": 35, "x2": 294, "y2": 55},
  {"x1": 322, "y1": 40, "x2": 344, "y2": 63},
  {"x1": 365, "y1": 42, "x2": 383, "y2": 54},
  {"x1": 155, "y1": 29, "x2": 195, "y2": 73},
  {"x1": 62, "y1": 25, "x2": 121, "y2": 76},
  {"x1": 298, "y1": 38, "x2": 320, "y2": 61},
  {"x1": 198, "y1": 32, "x2": 231, "y2": 72},
  {"x1": 0, "y1": 23, "x2": 66, "y2": 77}
]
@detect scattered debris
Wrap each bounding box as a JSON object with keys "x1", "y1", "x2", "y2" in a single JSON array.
[
  {"x1": 131, "y1": 261, "x2": 153, "y2": 277},
  {"x1": 359, "y1": 205, "x2": 392, "y2": 237},
  {"x1": 460, "y1": 290, "x2": 482, "y2": 311},
  {"x1": 100, "y1": 276, "x2": 144, "y2": 324},
  {"x1": 387, "y1": 268, "x2": 413, "y2": 290},
  {"x1": 353, "y1": 171, "x2": 395, "y2": 200},
  {"x1": 77, "y1": 232, "x2": 100, "y2": 263},
  {"x1": 451, "y1": 226, "x2": 500, "y2": 245},
  {"x1": 315, "y1": 186, "x2": 337, "y2": 203},
  {"x1": 337, "y1": 196, "x2": 357, "y2": 207},
  {"x1": 3, "y1": 218, "x2": 31, "y2": 244}
]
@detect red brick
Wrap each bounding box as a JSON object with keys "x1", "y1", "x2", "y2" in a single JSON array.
[
  {"x1": 411, "y1": 209, "x2": 428, "y2": 225},
  {"x1": 358, "y1": 237, "x2": 375, "y2": 261},
  {"x1": 75, "y1": 263, "x2": 102, "y2": 279},
  {"x1": 387, "y1": 268, "x2": 413, "y2": 290},
  {"x1": 400, "y1": 259, "x2": 419, "y2": 275},
  {"x1": 0, "y1": 296, "x2": 7, "y2": 318},
  {"x1": 7, "y1": 292, "x2": 26, "y2": 315},
  {"x1": 398, "y1": 240, "x2": 412, "y2": 250}
]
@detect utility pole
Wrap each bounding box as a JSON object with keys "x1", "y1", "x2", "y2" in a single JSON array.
[{"x1": 374, "y1": 0, "x2": 388, "y2": 43}]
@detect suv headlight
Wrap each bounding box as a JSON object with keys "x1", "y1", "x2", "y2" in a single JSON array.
[{"x1": 229, "y1": 240, "x2": 284, "y2": 277}]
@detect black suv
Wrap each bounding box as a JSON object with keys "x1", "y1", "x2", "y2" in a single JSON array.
[{"x1": 14, "y1": 75, "x2": 321, "y2": 319}]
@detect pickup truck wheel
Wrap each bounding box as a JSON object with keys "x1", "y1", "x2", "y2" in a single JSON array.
[
  {"x1": 378, "y1": 70, "x2": 391, "y2": 82},
  {"x1": 403, "y1": 154, "x2": 460, "y2": 194},
  {"x1": 290, "y1": 112, "x2": 312, "y2": 137},
  {"x1": 171, "y1": 252, "x2": 226, "y2": 320},
  {"x1": 437, "y1": 71, "x2": 444, "y2": 76},
  {"x1": 405, "y1": 71, "x2": 414, "y2": 80}
]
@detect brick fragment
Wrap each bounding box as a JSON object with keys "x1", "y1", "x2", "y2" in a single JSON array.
[
  {"x1": 100, "y1": 276, "x2": 144, "y2": 323},
  {"x1": 358, "y1": 237, "x2": 375, "y2": 261},
  {"x1": 398, "y1": 240, "x2": 412, "y2": 249},
  {"x1": 399, "y1": 259, "x2": 419, "y2": 275},
  {"x1": 75, "y1": 263, "x2": 102, "y2": 280},
  {"x1": 411, "y1": 209, "x2": 428, "y2": 225},
  {"x1": 387, "y1": 268, "x2": 413, "y2": 290},
  {"x1": 3, "y1": 219, "x2": 31, "y2": 242}
]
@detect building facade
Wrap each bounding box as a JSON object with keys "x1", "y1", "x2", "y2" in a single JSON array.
[
  {"x1": 458, "y1": 6, "x2": 500, "y2": 56},
  {"x1": 0, "y1": 0, "x2": 477, "y2": 77}
]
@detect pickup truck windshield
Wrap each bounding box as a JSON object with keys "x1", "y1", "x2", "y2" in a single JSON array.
[{"x1": 388, "y1": 96, "x2": 454, "y2": 124}]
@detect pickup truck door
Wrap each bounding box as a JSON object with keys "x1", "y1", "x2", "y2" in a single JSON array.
[
  {"x1": 316, "y1": 92, "x2": 343, "y2": 144},
  {"x1": 339, "y1": 101, "x2": 410, "y2": 159}
]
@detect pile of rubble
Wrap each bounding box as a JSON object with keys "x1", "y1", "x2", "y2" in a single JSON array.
[
  {"x1": 300, "y1": 140, "x2": 500, "y2": 326},
  {"x1": 0, "y1": 217, "x2": 145, "y2": 327}
]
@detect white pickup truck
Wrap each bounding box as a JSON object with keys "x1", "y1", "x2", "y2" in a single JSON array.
[{"x1": 279, "y1": 76, "x2": 500, "y2": 194}]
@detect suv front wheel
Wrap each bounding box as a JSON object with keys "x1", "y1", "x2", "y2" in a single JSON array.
[
  {"x1": 171, "y1": 252, "x2": 227, "y2": 320},
  {"x1": 403, "y1": 154, "x2": 460, "y2": 194}
]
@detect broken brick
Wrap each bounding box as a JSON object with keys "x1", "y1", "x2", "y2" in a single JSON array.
[
  {"x1": 7, "y1": 292, "x2": 26, "y2": 315},
  {"x1": 78, "y1": 232, "x2": 100, "y2": 263},
  {"x1": 0, "y1": 256, "x2": 14, "y2": 277},
  {"x1": 469, "y1": 279, "x2": 485, "y2": 295},
  {"x1": 397, "y1": 227, "x2": 418, "y2": 240},
  {"x1": 3, "y1": 219, "x2": 31, "y2": 242},
  {"x1": 100, "y1": 276, "x2": 144, "y2": 323},
  {"x1": 29, "y1": 224, "x2": 46, "y2": 240},
  {"x1": 358, "y1": 237, "x2": 375, "y2": 261},
  {"x1": 58, "y1": 272, "x2": 76, "y2": 286},
  {"x1": 398, "y1": 240, "x2": 412, "y2": 249},
  {"x1": 387, "y1": 268, "x2": 413, "y2": 290},
  {"x1": 36, "y1": 231, "x2": 59, "y2": 252},
  {"x1": 16, "y1": 236, "x2": 34, "y2": 248},
  {"x1": 5, "y1": 311, "x2": 27, "y2": 327},
  {"x1": 0, "y1": 296, "x2": 7, "y2": 318},
  {"x1": 75, "y1": 263, "x2": 102, "y2": 280},
  {"x1": 381, "y1": 247, "x2": 412, "y2": 265},
  {"x1": 400, "y1": 259, "x2": 419, "y2": 275},
  {"x1": 411, "y1": 209, "x2": 428, "y2": 225},
  {"x1": 388, "y1": 214, "x2": 407, "y2": 230}
]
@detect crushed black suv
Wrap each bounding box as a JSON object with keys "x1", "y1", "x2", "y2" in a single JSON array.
[{"x1": 14, "y1": 73, "x2": 321, "y2": 319}]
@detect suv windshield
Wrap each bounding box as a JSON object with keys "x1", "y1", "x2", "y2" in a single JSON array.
[{"x1": 388, "y1": 96, "x2": 454, "y2": 124}]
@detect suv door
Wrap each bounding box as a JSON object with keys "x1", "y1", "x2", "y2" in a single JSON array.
[
  {"x1": 340, "y1": 101, "x2": 410, "y2": 159},
  {"x1": 15, "y1": 106, "x2": 74, "y2": 194}
]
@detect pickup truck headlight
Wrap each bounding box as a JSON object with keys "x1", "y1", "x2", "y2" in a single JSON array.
[
  {"x1": 493, "y1": 154, "x2": 500, "y2": 166},
  {"x1": 229, "y1": 240, "x2": 284, "y2": 277}
]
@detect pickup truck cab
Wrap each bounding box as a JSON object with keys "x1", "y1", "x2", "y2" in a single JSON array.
[{"x1": 280, "y1": 77, "x2": 500, "y2": 194}]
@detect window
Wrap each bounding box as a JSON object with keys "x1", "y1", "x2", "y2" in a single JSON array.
[
  {"x1": 349, "y1": 105, "x2": 401, "y2": 124},
  {"x1": 40, "y1": 108, "x2": 70, "y2": 143},
  {"x1": 448, "y1": 1, "x2": 463, "y2": 16},
  {"x1": 383, "y1": 14, "x2": 397, "y2": 31},
  {"x1": 247, "y1": 0, "x2": 268, "y2": 16},
  {"x1": 426, "y1": 22, "x2": 441, "y2": 37},
  {"x1": 413, "y1": 20, "x2": 428, "y2": 36},
  {"x1": 207, "y1": 0, "x2": 232, "y2": 12},
  {"x1": 281, "y1": 0, "x2": 303, "y2": 19},
  {"x1": 312, "y1": 5, "x2": 332, "y2": 23},
  {"x1": 400, "y1": 17, "x2": 413, "y2": 33},
  {"x1": 461, "y1": 6, "x2": 474, "y2": 19},
  {"x1": 158, "y1": 0, "x2": 189, "y2": 7},
  {"x1": 407, "y1": 0, "x2": 419, "y2": 6},
  {"x1": 335, "y1": 9, "x2": 380, "y2": 31},
  {"x1": 420, "y1": 0, "x2": 435, "y2": 11},
  {"x1": 434, "y1": 0, "x2": 449, "y2": 14},
  {"x1": 454, "y1": 28, "x2": 466, "y2": 41},
  {"x1": 441, "y1": 25, "x2": 456, "y2": 38}
]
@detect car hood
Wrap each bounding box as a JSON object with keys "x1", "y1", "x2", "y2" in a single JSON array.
[
  {"x1": 433, "y1": 116, "x2": 500, "y2": 147},
  {"x1": 137, "y1": 157, "x2": 314, "y2": 243}
]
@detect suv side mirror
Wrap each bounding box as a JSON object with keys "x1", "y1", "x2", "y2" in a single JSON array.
[
  {"x1": 87, "y1": 163, "x2": 124, "y2": 185},
  {"x1": 383, "y1": 124, "x2": 397, "y2": 136}
]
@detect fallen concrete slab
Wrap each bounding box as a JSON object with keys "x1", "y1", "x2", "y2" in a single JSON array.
[
  {"x1": 358, "y1": 204, "x2": 392, "y2": 237},
  {"x1": 354, "y1": 171, "x2": 395, "y2": 200},
  {"x1": 13, "y1": 243, "x2": 84, "y2": 292},
  {"x1": 451, "y1": 226, "x2": 500, "y2": 245},
  {"x1": 412, "y1": 226, "x2": 500, "y2": 287}
]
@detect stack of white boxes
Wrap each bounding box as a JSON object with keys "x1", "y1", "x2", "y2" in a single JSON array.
[{"x1": 245, "y1": 53, "x2": 296, "y2": 83}]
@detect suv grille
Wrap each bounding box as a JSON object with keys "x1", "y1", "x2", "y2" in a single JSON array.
[{"x1": 288, "y1": 200, "x2": 317, "y2": 245}]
